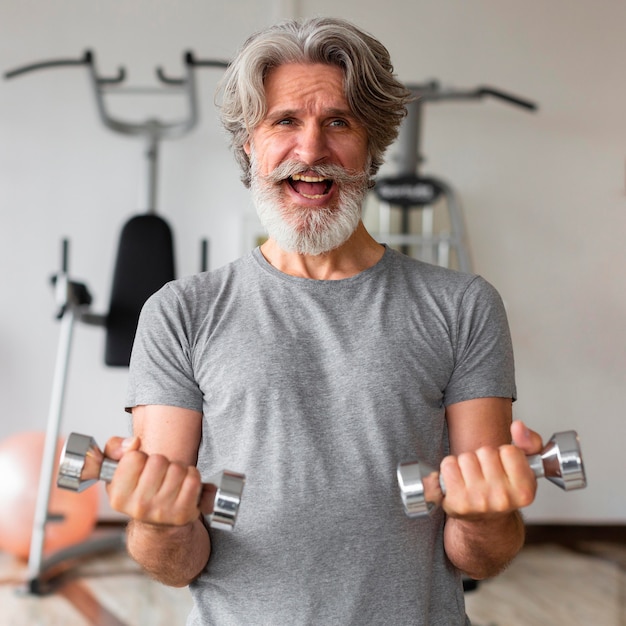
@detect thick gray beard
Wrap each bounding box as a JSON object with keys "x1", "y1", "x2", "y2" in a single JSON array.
[{"x1": 250, "y1": 155, "x2": 370, "y2": 256}]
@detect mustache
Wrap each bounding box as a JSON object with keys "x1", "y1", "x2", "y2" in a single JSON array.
[{"x1": 261, "y1": 160, "x2": 373, "y2": 188}]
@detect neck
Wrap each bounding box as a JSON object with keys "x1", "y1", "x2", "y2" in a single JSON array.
[{"x1": 259, "y1": 222, "x2": 385, "y2": 280}]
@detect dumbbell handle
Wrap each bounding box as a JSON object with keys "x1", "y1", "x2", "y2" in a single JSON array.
[
  {"x1": 57, "y1": 433, "x2": 245, "y2": 531},
  {"x1": 397, "y1": 430, "x2": 586, "y2": 518}
]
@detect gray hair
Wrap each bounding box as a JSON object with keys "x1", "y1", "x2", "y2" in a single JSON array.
[{"x1": 218, "y1": 17, "x2": 411, "y2": 187}]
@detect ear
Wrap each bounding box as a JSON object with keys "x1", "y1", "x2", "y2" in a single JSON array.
[{"x1": 243, "y1": 140, "x2": 251, "y2": 156}]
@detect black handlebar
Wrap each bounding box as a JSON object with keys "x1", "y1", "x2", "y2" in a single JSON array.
[
  {"x1": 5, "y1": 50, "x2": 229, "y2": 86},
  {"x1": 4, "y1": 53, "x2": 91, "y2": 79},
  {"x1": 4, "y1": 50, "x2": 231, "y2": 141},
  {"x1": 406, "y1": 80, "x2": 537, "y2": 112},
  {"x1": 4, "y1": 50, "x2": 126, "y2": 83},
  {"x1": 7, "y1": 56, "x2": 534, "y2": 112},
  {"x1": 185, "y1": 52, "x2": 229, "y2": 69},
  {"x1": 476, "y1": 87, "x2": 537, "y2": 111},
  {"x1": 156, "y1": 52, "x2": 229, "y2": 85}
]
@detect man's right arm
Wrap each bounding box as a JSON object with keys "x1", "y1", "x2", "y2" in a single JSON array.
[{"x1": 104, "y1": 404, "x2": 209, "y2": 587}]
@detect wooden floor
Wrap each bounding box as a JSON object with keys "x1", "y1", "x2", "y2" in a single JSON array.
[
  {"x1": 465, "y1": 542, "x2": 626, "y2": 626},
  {"x1": 0, "y1": 539, "x2": 624, "y2": 625}
]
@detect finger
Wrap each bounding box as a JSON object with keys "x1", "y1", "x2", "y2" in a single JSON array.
[
  {"x1": 176, "y1": 466, "x2": 206, "y2": 520},
  {"x1": 106, "y1": 449, "x2": 150, "y2": 513},
  {"x1": 439, "y1": 455, "x2": 465, "y2": 493},
  {"x1": 440, "y1": 453, "x2": 486, "y2": 516},
  {"x1": 498, "y1": 444, "x2": 537, "y2": 508},
  {"x1": 147, "y1": 463, "x2": 202, "y2": 526},
  {"x1": 445, "y1": 448, "x2": 517, "y2": 516},
  {"x1": 198, "y1": 483, "x2": 218, "y2": 515},
  {"x1": 511, "y1": 420, "x2": 543, "y2": 455},
  {"x1": 462, "y1": 447, "x2": 508, "y2": 512},
  {"x1": 476, "y1": 446, "x2": 522, "y2": 512},
  {"x1": 131, "y1": 453, "x2": 174, "y2": 506},
  {"x1": 477, "y1": 444, "x2": 538, "y2": 511},
  {"x1": 161, "y1": 463, "x2": 202, "y2": 507}
]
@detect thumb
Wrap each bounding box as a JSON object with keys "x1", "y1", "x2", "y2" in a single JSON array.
[
  {"x1": 103, "y1": 435, "x2": 141, "y2": 461},
  {"x1": 511, "y1": 420, "x2": 543, "y2": 455}
]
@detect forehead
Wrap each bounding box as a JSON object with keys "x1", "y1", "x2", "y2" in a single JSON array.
[{"x1": 263, "y1": 62, "x2": 349, "y2": 113}]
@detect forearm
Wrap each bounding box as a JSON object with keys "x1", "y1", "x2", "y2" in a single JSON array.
[
  {"x1": 443, "y1": 510, "x2": 525, "y2": 580},
  {"x1": 126, "y1": 517, "x2": 211, "y2": 587}
]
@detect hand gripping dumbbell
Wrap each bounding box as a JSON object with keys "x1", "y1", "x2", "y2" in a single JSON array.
[
  {"x1": 57, "y1": 433, "x2": 245, "y2": 531},
  {"x1": 397, "y1": 430, "x2": 586, "y2": 518}
]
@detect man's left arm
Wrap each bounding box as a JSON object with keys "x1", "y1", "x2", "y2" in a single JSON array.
[{"x1": 443, "y1": 397, "x2": 543, "y2": 579}]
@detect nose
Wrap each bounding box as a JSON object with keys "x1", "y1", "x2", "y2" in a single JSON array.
[{"x1": 293, "y1": 123, "x2": 330, "y2": 165}]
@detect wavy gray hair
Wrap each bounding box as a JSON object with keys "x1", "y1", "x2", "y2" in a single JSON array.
[{"x1": 218, "y1": 17, "x2": 411, "y2": 187}]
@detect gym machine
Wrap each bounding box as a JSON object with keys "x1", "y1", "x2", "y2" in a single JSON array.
[
  {"x1": 372, "y1": 81, "x2": 537, "y2": 271},
  {"x1": 5, "y1": 50, "x2": 228, "y2": 594}
]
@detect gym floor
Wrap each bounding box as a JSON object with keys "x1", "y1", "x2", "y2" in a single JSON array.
[{"x1": 0, "y1": 533, "x2": 624, "y2": 625}]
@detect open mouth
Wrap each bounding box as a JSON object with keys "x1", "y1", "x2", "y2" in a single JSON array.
[{"x1": 287, "y1": 173, "x2": 334, "y2": 199}]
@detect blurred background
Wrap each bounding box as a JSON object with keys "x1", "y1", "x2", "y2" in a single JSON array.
[{"x1": 1, "y1": 0, "x2": 624, "y2": 526}]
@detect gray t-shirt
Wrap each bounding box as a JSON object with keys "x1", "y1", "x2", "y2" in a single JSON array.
[{"x1": 127, "y1": 246, "x2": 516, "y2": 626}]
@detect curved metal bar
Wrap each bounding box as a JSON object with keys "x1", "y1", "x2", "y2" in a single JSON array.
[
  {"x1": 4, "y1": 53, "x2": 91, "y2": 79},
  {"x1": 4, "y1": 50, "x2": 127, "y2": 85},
  {"x1": 185, "y1": 51, "x2": 230, "y2": 69},
  {"x1": 155, "y1": 66, "x2": 185, "y2": 86},
  {"x1": 477, "y1": 87, "x2": 537, "y2": 111},
  {"x1": 405, "y1": 81, "x2": 538, "y2": 112},
  {"x1": 155, "y1": 51, "x2": 229, "y2": 86}
]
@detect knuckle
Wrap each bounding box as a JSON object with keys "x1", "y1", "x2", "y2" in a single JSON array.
[
  {"x1": 117, "y1": 449, "x2": 148, "y2": 473},
  {"x1": 107, "y1": 490, "x2": 125, "y2": 512},
  {"x1": 456, "y1": 451, "x2": 474, "y2": 464},
  {"x1": 128, "y1": 499, "x2": 150, "y2": 520},
  {"x1": 475, "y1": 445, "x2": 494, "y2": 457},
  {"x1": 145, "y1": 453, "x2": 169, "y2": 473},
  {"x1": 455, "y1": 451, "x2": 476, "y2": 473},
  {"x1": 165, "y1": 461, "x2": 187, "y2": 482},
  {"x1": 516, "y1": 483, "x2": 537, "y2": 508},
  {"x1": 186, "y1": 467, "x2": 202, "y2": 489},
  {"x1": 499, "y1": 444, "x2": 523, "y2": 464},
  {"x1": 473, "y1": 492, "x2": 490, "y2": 513},
  {"x1": 491, "y1": 489, "x2": 513, "y2": 513}
]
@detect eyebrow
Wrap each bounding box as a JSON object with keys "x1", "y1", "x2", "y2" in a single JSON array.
[{"x1": 265, "y1": 107, "x2": 357, "y2": 121}]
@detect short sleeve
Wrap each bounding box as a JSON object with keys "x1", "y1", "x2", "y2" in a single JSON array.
[
  {"x1": 443, "y1": 276, "x2": 516, "y2": 406},
  {"x1": 125, "y1": 284, "x2": 203, "y2": 413}
]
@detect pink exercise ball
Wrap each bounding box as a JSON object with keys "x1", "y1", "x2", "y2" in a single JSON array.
[{"x1": 0, "y1": 431, "x2": 100, "y2": 560}]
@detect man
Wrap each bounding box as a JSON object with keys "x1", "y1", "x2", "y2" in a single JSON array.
[{"x1": 104, "y1": 17, "x2": 542, "y2": 625}]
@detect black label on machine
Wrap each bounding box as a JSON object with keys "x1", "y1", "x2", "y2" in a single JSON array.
[{"x1": 374, "y1": 175, "x2": 444, "y2": 207}]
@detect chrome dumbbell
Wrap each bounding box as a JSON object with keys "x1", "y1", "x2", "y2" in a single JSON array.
[
  {"x1": 397, "y1": 430, "x2": 586, "y2": 518},
  {"x1": 57, "y1": 432, "x2": 245, "y2": 531}
]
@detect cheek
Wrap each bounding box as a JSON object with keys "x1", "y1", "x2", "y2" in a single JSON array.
[
  {"x1": 257, "y1": 131, "x2": 299, "y2": 166},
  {"x1": 331, "y1": 136, "x2": 369, "y2": 170},
  {"x1": 256, "y1": 150, "x2": 286, "y2": 177}
]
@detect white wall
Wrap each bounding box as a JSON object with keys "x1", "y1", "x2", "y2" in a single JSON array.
[
  {"x1": 313, "y1": 0, "x2": 626, "y2": 523},
  {"x1": 1, "y1": 1, "x2": 624, "y2": 523},
  {"x1": 0, "y1": 0, "x2": 275, "y2": 515}
]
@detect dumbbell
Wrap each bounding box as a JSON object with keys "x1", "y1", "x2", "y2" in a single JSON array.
[
  {"x1": 397, "y1": 430, "x2": 586, "y2": 518},
  {"x1": 57, "y1": 433, "x2": 245, "y2": 531}
]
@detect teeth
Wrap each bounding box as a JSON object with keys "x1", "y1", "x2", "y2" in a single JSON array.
[{"x1": 291, "y1": 173, "x2": 327, "y2": 183}]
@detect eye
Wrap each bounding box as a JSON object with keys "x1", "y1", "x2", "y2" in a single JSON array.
[{"x1": 329, "y1": 119, "x2": 348, "y2": 127}]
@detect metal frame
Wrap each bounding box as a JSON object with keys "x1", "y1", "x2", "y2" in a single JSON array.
[
  {"x1": 372, "y1": 80, "x2": 537, "y2": 272},
  {"x1": 5, "y1": 50, "x2": 228, "y2": 594}
]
